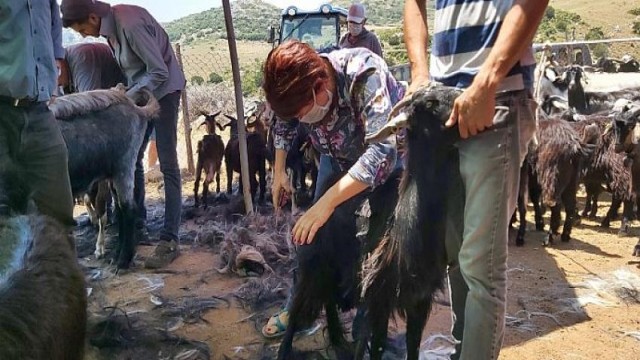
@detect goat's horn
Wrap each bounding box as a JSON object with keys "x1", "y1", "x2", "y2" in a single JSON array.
[
  {"x1": 603, "y1": 122, "x2": 613, "y2": 136},
  {"x1": 366, "y1": 112, "x2": 409, "y2": 144},
  {"x1": 388, "y1": 95, "x2": 413, "y2": 121}
]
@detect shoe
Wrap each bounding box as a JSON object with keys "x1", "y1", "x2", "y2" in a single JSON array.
[
  {"x1": 144, "y1": 239, "x2": 179, "y2": 269},
  {"x1": 260, "y1": 308, "x2": 316, "y2": 339},
  {"x1": 261, "y1": 309, "x2": 289, "y2": 339}
]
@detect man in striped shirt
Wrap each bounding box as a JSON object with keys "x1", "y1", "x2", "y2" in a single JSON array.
[{"x1": 403, "y1": 1, "x2": 548, "y2": 359}]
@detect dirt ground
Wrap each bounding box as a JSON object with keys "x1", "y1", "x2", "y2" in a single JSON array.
[{"x1": 76, "y1": 172, "x2": 640, "y2": 360}]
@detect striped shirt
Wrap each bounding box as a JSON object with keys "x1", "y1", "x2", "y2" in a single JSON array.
[{"x1": 430, "y1": 0, "x2": 536, "y2": 92}]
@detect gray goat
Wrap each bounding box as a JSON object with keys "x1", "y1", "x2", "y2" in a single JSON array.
[{"x1": 50, "y1": 84, "x2": 160, "y2": 269}]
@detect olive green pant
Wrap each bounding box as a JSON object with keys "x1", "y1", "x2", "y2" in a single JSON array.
[
  {"x1": 0, "y1": 102, "x2": 74, "y2": 225},
  {"x1": 446, "y1": 91, "x2": 537, "y2": 360}
]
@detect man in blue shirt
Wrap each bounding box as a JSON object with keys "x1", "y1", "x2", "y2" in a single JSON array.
[
  {"x1": 403, "y1": 0, "x2": 547, "y2": 359},
  {"x1": 0, "y1": 0, "x2": 74, "y2": 225}
]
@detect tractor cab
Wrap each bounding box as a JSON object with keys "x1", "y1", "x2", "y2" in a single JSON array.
[{"x1": 267, "y1": 4, "x2": 348, "y2": 52}]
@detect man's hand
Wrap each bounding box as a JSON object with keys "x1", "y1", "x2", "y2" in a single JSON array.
[
  {"x1": 406, "y1": 73, "x2": 430, "y2": 97},
  {"x1": 445, "y1": 82, "x2": 496, "y2": 139}
]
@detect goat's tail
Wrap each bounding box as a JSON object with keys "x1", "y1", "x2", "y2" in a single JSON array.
[
  {"x1": 360, "y1": 213, "x2": 401, "y2": 318},
  {"x1": 133, "y1": 89, "x2": 161, "y2": 120}
]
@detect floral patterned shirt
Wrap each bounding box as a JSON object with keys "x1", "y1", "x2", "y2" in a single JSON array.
[{"x1": 273, "y1": 48, "x2": 406, "y2": 188}]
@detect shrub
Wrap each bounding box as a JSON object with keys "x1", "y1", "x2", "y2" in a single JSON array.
[
  {"x1": 191, "y1": 75, "x2": 205, "y2": 85},
  {"x1": 628, "y1": 7, "x2": 640, "y2": 16},
  {"x1": 633, "y1": 21, "x2": 640, "y2": 36},
  {"x1": 208, "y1": 72, "x2": 224, "y2": 84}
]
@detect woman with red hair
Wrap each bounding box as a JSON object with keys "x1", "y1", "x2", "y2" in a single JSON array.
[{"x1": 261, "y1": 40, "x2": 405, "y2": 338}]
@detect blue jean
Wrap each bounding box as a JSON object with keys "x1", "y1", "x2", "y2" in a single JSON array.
[
  {"x1": 446, "y1": 90, "x2": 536, "y2": 360},
  {"x1": 134, "y1": 91, "x2": 182, "y2": 241}
]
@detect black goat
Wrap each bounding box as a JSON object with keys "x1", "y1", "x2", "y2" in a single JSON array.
[
  {"x1": 611, "y1": 101, "x2": 640, "y2": 256},
  {"x1": 51, "y1": 84, "x2": 160, "y2": 268},
  {"x1": 358, "y1": 84, "x2": 459, "y2": 360},
  {"x1": 194, "y1": 111, "x2": 225, "y2": 207},
  {"x1": 277, "y1": 168, "x2": 401, "y2": 359},
  {"x1": 0, "y1": 166, "x2": 87, "y2": 360},
  {"x1": 511, "y1": 152, "x2": 544, "y2": 246},
  {"x1": 220, "y1": 114, "x2": 267, "y2": 203},
  {"x1": 572, "y1": 117, "x2": 635, "y2": 235}
]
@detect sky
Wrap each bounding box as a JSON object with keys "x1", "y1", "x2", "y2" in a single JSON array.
[{"x1": 61, "y1": 1, "x2": 328, "y2": 23}]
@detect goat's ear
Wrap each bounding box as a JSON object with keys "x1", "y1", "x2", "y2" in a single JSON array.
[
  {"x1": 223, "y1": 114, "x2": 237, "y2": 122},
  {"x1": 366, "y1": 112, "x2": 409, "y2": 144},
  {"x1": 216, "y1": 122, "x2": 225, "y2": 132},
  {"x1": 632, "y1": 123, "x2": 640, "y2": 145},
  {"x1": 550, "y1": 96, "x2": 569, "y2": 111}
]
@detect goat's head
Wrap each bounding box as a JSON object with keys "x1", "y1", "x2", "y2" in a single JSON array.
[
  {"x1": 611, "y1": 101, "x2": 640, "y2": 153},
  {"x1": 199, "y1": 110, "x2": 225, "y2": 135},
  {"x1": 565, "y1": 65, "x2": 586, "y2": 88},
  {"x1": 366, "y1": 83, "x2": 461, "y2": 144}
]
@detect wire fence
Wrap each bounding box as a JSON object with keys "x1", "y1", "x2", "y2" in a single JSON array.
[{"x1": 173, "y1": 41, "x2": 269, "y2": 173}]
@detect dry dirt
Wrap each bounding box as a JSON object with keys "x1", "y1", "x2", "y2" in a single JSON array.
[{"x1": 76, "y1": 174, "x2": 640, "y2": 360}]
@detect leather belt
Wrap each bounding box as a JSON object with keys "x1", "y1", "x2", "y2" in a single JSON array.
[{"x1": 0, "y1": 95, "x2": 40, "y2": 107}]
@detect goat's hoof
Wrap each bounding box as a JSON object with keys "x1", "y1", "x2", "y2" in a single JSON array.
[
  {"x1": 601, "y1": 220, "x2": 610, "y2": 228},
  {"x1": 633, "y1": 245, "x2": 640, "y2": 257},
  {"x1": 542, "y1": 234, "x2": 553, "y2": 247},
  {"x1": 561, "y1": 233, "x2": 571, "y2": 242},
  {"x1": 94, "y1": 249, "x2": 105, "y2": 259},
  {"x1": 618, "y1": 226, "x2": 631, "y2": 237},
  {"x1": 515, "y1": 237, "x2": 524, "y2": 247},
  {"x1": 535, "y1": 222, "x2": 545, "y2": 231}
]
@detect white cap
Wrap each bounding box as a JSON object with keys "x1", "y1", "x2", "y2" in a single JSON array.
[{"x1": 347, "y1": 3, "x2": 366, "y2": 23}]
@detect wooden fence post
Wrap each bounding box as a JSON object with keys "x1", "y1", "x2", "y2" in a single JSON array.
[
  {"x1": 222, "y1": 0, "x2": 254, "y2": 214},
  {"x1": 175, "y1": 43, "x2": 195, "y2": 174}
]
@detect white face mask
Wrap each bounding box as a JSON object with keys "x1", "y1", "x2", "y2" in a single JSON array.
[
  {"x1": 348, "y1": 23, "x2": 363, "y2": 37},
  {"x1": 299, "y1": 89, "x2": 333, "y2": 124}
]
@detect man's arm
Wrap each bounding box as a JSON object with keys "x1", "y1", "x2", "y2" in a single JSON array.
[
  {"x1": 50, "y1": 0, "x2": 64, "y2": 60},
  {"x1": 446, "y1": 0, "x2": 549, "y2": 138},
  {"x1": 472, "y1": 0, "x2": 549, "y2": 94},
  {"x1": 403, "y1": 0, "x2": 430, "y2": 92},
  {"x1": 124, "y1": 24, "x2": 170, "y2": 97}
]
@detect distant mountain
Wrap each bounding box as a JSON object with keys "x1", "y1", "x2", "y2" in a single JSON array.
[
  {"x1": 163, "y1": 0, "x2": 410, "y2": 44},
  {"x1": 164, "y1": 0, "x2": 282, "y2": 43}
]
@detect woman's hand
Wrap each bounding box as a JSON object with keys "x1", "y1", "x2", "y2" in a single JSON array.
[
  {"x1": 292, "y1": 195, "x2": 335, "y2": 245},
  {"x1": 271, "y1": 169, "x2": 292, "y2": 213}
]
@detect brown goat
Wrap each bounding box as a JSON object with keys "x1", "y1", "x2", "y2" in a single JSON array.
[
  {"x1": 220, "y1": 114, "x2": 267, "y2": 203},
  {"x1": 194, "y1": 111, "x2": 226, "y2": 207},
  {"x1": 533, "y1": 118, "x2": 591, "y2": 245}
]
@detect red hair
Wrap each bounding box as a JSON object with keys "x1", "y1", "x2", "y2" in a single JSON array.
[{"x1": 262, "y1": 40, "x2": 329, "y2": 120}]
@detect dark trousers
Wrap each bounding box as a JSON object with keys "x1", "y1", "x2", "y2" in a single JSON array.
[
  {"x1": 0, "y1": 103, "x2": 74, "y2": 225},
  {"x1": 134, "y1": 91, "x2": 182, "y2": 241}
]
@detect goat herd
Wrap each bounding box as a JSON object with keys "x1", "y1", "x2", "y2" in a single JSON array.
[{"x1": 1, "y1": 61, "x2": 640, "y2": 359}]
